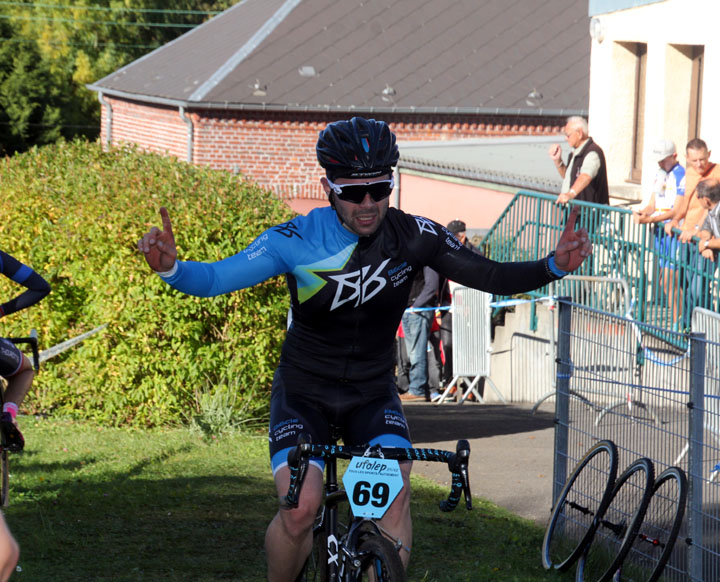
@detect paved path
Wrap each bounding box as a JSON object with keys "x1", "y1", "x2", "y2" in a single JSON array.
[{"x1": 402, "y1": 401, "x2": 556, "y2": 526}]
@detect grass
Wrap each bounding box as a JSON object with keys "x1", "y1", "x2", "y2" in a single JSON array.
[{"x1": 3, "y1": 418, "x2": 575, "y2": 581}]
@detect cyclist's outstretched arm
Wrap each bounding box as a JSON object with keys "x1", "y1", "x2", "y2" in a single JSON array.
[
  {"x1": 138, "y1": 207, "x2": 289, "y2": 297},
  {"x1": 0, "y1": 250, "x2": 51, "y2": 318}
]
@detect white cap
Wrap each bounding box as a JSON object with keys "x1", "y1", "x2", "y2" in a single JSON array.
[{"x1": 651, "y1": 139, "x2": 676, "y2": 163}]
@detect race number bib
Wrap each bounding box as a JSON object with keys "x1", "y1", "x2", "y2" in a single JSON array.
[{"x1": 342, "y1": 457, "x2": 404, "y2": 518}]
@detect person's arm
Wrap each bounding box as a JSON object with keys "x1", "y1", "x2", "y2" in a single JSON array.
[
  {"x1": 0, "y1": 513, "x2": 18, "y2": 582},
  {"x1": 548, "y1": 144, "x2": 566, "y2": 178},
  {"x1": 556, "y1": 151, "x2": 599, "y2": 204},
  {"x1": 412, "y1": 267, "x2": 439, "y2": 307},
  {"x1": 0, "y1": 251, "x2": 51, "y2": 318},
  {"x1": 430, "y1": 208, "x2": 590, "y2": 296},
  {"x1": 138, "y1": 207, "x2": 288, "y2": 297}
]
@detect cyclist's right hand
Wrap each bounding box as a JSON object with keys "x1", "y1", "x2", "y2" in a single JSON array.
[{"x1": 138, "y1": 207, "x2": 178, "y2": 272}]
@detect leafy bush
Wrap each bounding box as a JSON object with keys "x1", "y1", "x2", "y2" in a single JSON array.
[{"x1": 0, "y1": 140, "x2": 294, "y2": 426}]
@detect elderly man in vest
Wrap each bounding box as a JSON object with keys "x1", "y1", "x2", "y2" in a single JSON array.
[{"x1": 548, "y1": 116, "x2": 610, "y2": 206}]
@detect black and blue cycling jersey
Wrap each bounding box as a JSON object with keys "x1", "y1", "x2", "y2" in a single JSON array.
[
  {"x1": 0, "y1": 250, "x2": 51, "y2": 319},
  {"x1": 0, "y1": 250, "x2": 51, "y2": 377},
  {"x1": 160, "y1": 206, "x2": 563, "y2": 382}
]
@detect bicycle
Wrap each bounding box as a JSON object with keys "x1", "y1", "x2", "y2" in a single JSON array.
[
  {"x1": 1, "y1": 330, "x2": 40, "y2": 507},
  {"x1": 542, "y1": 440, "x2": 687, "y2": 582},
  {"x1": 283, "y1": 428, "x2": 472, "y2": 581}
]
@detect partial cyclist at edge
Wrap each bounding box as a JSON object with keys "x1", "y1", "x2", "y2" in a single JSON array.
[
  {"x1": 0, "y1": 250, "x2": 51, "y2": 452},
  {"x1": 137, "y1": 117, "x2": 593, "y2": 581}
]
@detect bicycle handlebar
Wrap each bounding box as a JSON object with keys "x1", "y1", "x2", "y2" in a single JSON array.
[
  {"x1": 281, "y1": 437, "x2": 472, "y2": 512},
  {"x1": 8, "y1": 329, "x2": 39, "y2": 371}
]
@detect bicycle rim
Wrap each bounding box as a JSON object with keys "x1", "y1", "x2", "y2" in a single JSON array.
[
  {"x1": 613, "y1": 466, "x2": 687, "y2": 582},
  {"x1": 542, "y1": 440, "x2": 619, "y2": 571},
  {"x1": 355, "y1": 535, "x2": 405, "y2": 581},
  {"x1": 0, "y1": 450, "x2": 8, "y2": 508},
  {"x1": 576, "y1": 457, "x2": 655, "y2": 582}
]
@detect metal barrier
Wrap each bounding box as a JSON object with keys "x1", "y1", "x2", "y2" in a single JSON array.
[
  {"x1": 553, "y1": 299, "x2": 720, "y2": 581},
  {"x1": 435, "y1": 286, "x2": 505, "y2": 405},
  {"x1": 482, "y1": 191, "x2": 720, "y2": 331}
]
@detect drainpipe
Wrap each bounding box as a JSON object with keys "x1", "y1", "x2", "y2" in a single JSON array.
[
  {"x1": 178, "y1": 107, "x2": 194, "y2": 163},
  {"x1": 97, "y1": 92, "x2": 112, "y2": 149}
]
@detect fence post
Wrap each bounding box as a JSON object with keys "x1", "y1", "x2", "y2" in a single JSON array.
[
  {"x1": 687, "y1": 332, "x2": 705, "y2": 582},
  {"x1": 552, "y1": 297, "x2": 572, "y2": 506}
]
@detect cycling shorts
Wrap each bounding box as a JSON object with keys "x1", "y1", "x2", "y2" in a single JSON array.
[
  {"x1": 0, "y1": 338, "x2": 23, "y2": 378},
  {"x1": 268, "y1": 363, "x2": 412, "y2": 476}
]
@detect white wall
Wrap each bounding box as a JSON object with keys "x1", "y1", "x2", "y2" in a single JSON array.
[{"x1": 588, "y1": 0, "x2": 720, "y2": 194}]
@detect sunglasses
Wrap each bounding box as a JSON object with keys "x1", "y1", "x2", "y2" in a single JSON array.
[{"x1": 326, "y1": 177, "x2": 394, "y2": 204}]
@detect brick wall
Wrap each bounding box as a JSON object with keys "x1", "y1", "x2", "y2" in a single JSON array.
[{"x1": 100, "y1": 97, "x2": 565, "y2": 200}]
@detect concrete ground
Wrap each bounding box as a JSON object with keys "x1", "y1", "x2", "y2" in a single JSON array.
[{"x1": 402, "y1": 401, "x2": 557, "y2": 526}]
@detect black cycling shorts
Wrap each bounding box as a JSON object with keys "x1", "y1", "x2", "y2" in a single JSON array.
[
  {"x1": 268, "y1": 363, "x2": 412, "y2": 475},
  {"x1": 0, "y1": 338, "x2": 23, "y2": 378}
]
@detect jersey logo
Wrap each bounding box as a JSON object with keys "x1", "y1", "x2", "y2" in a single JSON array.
[
  {"x1": 328, "y1": 258, "x2": 390, "y2": 310},
  {"x1": 414, "y1": 216, "x2": 438, "y2": 236},
  {"x1": 273, "y1": 221, "x2": 303, "y2": 239}
]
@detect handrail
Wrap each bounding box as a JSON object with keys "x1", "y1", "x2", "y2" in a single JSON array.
[{"x1": 482, "y1": 191, "x2": 720, "y2": 330}]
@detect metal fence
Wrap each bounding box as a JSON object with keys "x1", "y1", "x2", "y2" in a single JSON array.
[
  {"x1": 553, "y1": 299, "x2": 720, "y2": 581},
  {"x1": 482, "y1": 191, "x2": 720, "y2": 331}
]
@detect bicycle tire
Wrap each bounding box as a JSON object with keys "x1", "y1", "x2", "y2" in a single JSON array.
[
  {"x1": 0, "y1": 449, "x2": 7, "y2": 508},
  {"x1": 613, "y1": 466, "x2": 687, "y2": 582},
  {"x1": 355, "y1": 534, "x2": 405, "y2": 582},
  {"x1": 542, "y1": 440, "x2": 619, "y2": 571},
  {"x1": 576, "y1": 457, "x2": 655, "y2": 582}
]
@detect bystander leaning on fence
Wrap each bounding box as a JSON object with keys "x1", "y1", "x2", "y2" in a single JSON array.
[
  {"x1": 633, "y1": 139, "x2": 685, "y2": 325},
  {"x1": 695, "y1": 179, "x2": 720, "y2": 263}
]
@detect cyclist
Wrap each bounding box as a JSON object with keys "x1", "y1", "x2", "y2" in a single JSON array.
[
  {"x1": 137, "y1": 117, "x2": 592, "y2": 581},
  {"x1": 0, "y1": 250, "x2": 51, "y2": 452}
]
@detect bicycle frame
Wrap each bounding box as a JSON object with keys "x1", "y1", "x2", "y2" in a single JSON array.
[{"x1": 284, "y1": 435, "x2": 472, "y2": 581}]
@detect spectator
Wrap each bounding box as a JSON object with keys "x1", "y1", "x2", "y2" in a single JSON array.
[
  {"x1": 400, "y1": 266, "x2": 440, "y2": 402},
  {"x1": 548, "y1": 116, "x2": 609, "y2": 206},
  {"x1": 666, "y1": 139, "x2": 720, "y2": 241},
  {"x1": 633, "y1": 139, "x2": 686, "y2": 324},
  {"x1": 690, "y1": 179, "x2": 720, "y2": 314},
  {"x1": 664, "y1": 139, "x2": 720, "y2": 326},
  {"x1": 438, "y1": 220, "x2": 482, "y2": 390},
  {"x1": 696, "y1": 178, "x2": 720, "y2": 256}
]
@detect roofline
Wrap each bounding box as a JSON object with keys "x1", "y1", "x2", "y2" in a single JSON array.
[
  {"x1": 189, "y1": 0, "x2": 302, "y2": 101},
  {"x1": 91, "y1": 2, "x2": 246, "y2": 88},
  {"x1": 86, "y1": 87, "x2": 587, "y2": 117},
  {"x1": 398, "y1": 156, "x2": 561, "y2": 194}
]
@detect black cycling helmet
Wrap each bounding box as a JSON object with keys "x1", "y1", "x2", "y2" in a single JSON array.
[{"x1": 317, "y1": 117, "x2": 399, "y2": 180}]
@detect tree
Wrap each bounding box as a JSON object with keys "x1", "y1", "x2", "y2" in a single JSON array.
[{"x1": 0, "y1": 1, "x2": 236, "y2": 155}]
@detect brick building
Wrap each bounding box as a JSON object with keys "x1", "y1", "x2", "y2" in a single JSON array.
[{"x1": 88, "y1": 0, "x2": 591, "y2": 209}]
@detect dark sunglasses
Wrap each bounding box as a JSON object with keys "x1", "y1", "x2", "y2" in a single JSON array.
[{"x1": 327, "y1": 177, "x2": 394, "y2": 204}]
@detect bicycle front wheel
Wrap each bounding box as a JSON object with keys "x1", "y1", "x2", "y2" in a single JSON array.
[
  {"x1": 614, "y1": 466, "x2": 687, "y2": 582},
  {"x1": 576, "y1": 457, "x2": 655, "y2": 582},
  {"x1": 542, "y1": 440, "x2": 619, "y2": 571},
  {"x1": 356, "y1": 535, "x2": 405, "y2": 582}
]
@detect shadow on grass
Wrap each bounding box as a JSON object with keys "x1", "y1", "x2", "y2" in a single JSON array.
[{"x1": 6, "y1": 442, "x2": 276, "y2": 581}]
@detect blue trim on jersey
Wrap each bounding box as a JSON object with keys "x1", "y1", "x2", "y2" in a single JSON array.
[
  {"x1": 270, "y1": 433, "x2": 413, "y2": 476},
  {"x1": 548, "y1": 255, "x2": 568, "y2": 277},
  {"x1": 668, "y1": 163, "x2": 686, "y2": 197},
  {"x1": 11, "y1": 264, "x2": 32, "y2": 284},
  {"x1": 369, "y1": 433, "x2": 413, "y2": 449}
]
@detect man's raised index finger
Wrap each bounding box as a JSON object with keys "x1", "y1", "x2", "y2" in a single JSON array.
[
  {"x1": 563, "y1": 206, "x2": 581, "y2": 233},
  {"x1": 159, "y1": 206, "x2": 174, "y2": 236}
]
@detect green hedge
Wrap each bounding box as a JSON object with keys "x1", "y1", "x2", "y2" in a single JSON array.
[{"x1": 0, "y1": 140, "x2": 295, "y2": 426}]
